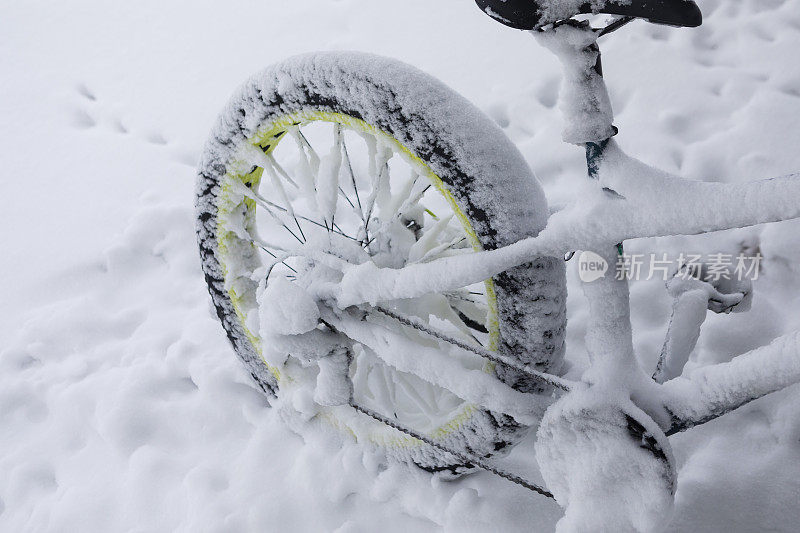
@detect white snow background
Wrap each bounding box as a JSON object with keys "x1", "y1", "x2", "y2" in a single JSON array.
[{"x1": 2, "y1": 0, "x2": 800, "y2": 530}]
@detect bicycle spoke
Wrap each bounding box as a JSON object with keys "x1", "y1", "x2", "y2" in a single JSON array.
[
  {"x1": 257, "y1": 245, "x2": 298, "y2": 274},
  {"x1": 266, "y1": 153, "x2": 300, "y2": 189},
  {"x1": 407, "y1": 214, "x2": 455, "y2": 263},
  {"x1": 341, "y1": 133, "x2": 365, "y2": 219},
  {"x1": 445, "y1": 293, "x2": 490, "y2": 334},
  {"x1": 289, "y1": 127, "x2": 319, "y2": 198},
  {"x1": 251, "y1": 235, "x2": 289, "y2": 254},
  {"x1": 428, "y1": 296, "x2": 483, "y2": 345},
  {"x1": 415, "y1": 236, "x2": 469, "y2": 263},
  {"x1": 338, "y1": 185, "x2": 357, "y2": 211},
  {"x1": 385, "y1": 170, "x2": 420, "y2": 218},
  {"x1": 235, "y1": 182, "x2": 305, "y2": 244},
  {"x1": 263, "y1": 158, "x2": 307, "y2": 242},
  {"x1": 292, "y1": 213, "x2": 363, "y2": 243},
  {"x1": 296, "y1": 129, "x2": 320, "y2": 165},
  {"x1": 366, "y1": 181, "x2": 430, "y2": 247},
  {"x1": 445, "y1": 289, "x2": 488, "y2": 304},
  {"x1": 362, "y1": 140, "x2": 393, "y2": 240},
  {"x1": 238, "y1": 177, "x2": 361, "y2": 246},
  {"x1": 315, "y1": 124, "x2": 348, "y2": 231}
]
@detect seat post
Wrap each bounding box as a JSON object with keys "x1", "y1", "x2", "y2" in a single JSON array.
[{"x1": 533, "y1": 22, "x2": 617, "y2": 178}]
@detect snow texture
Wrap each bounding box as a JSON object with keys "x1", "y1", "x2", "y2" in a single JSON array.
[
  {"x1": 536, "y1": 388, "x2": 675, "y2": 533},
  {"x1": 3, "y1": 0, "x2": 800, "y2": 531},
  {"x1": 258, "y1": 277, "x2": 320, "y2": 336},
  {"x1": 313, "y1": 346, "x2": 353, "y2": 407}
]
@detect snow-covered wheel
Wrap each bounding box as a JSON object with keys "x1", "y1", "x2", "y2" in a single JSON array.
[{"x1": 196, "y1": 51, "x2": 566, "y2": 473}]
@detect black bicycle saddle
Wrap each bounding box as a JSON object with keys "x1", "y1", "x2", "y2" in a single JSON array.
[{"x1": 476, "y1": 0, "x2": 702, "y2": 30}]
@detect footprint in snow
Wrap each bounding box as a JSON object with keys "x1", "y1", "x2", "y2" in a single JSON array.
[
  {"x1": 534, "y1": 76, "x2": 560, "y2": 109},
  {"x1": 72, "y1": 84, "x2": 196, "y2": 166},
  {"x1": 76, "y1": 82, "x2": 96, "y2": 102},
  {"x1": 72, "y1": 83, "x2": 132, "y2": 136},
  {"x1": 146, "y1": 132, "x2": 168, "y2": 145},
  {"x1": 72, "y1": 108, "x2": 96, "y2": 129}
]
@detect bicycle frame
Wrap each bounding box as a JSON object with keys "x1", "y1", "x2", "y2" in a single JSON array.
[
  {"x1": 323, "y1": 21, "x2": 800, "y2": 430},
  {"x1": 248, "y1": 19, "x2": 800, "y2": 529},
  {"x1": 303, "y1": 21, "x2": 800, "y2": 526}
]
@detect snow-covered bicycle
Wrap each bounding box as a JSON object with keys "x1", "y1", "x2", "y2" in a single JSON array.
[{"x1": 196, "y1": 1, "x2": 800, "y2": 530}]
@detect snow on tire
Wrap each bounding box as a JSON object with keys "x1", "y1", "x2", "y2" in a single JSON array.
[{"x1": 196, "y1": 51, "x2": 567, "y2": 473}]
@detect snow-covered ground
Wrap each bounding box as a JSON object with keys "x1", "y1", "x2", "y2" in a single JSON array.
[{"x1": 2, "y1": 0, "x2": 800, "y2": 530}]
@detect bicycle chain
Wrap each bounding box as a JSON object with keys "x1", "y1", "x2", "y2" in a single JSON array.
[
  {"x1": 371, "y1": 306, "x2": 572, "y2": 392},
  {"x1": 350, "y1": 401, "x2": 554, "y2": 499}
]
